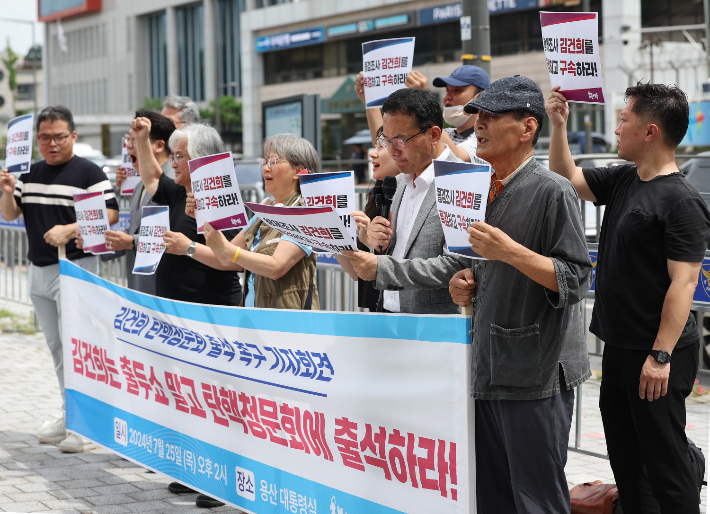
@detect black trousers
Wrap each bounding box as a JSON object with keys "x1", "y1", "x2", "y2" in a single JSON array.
[
  {"x1": 599, "y1": 342, "x2": 699, "y2": 514},
  {"x1": 476, "y1": 387, "x2": 575, "y2": 514}
]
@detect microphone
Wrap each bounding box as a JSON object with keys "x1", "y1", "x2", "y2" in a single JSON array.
[{"x1": 379, "y1": 176, "x2": 397, "y2": 252}]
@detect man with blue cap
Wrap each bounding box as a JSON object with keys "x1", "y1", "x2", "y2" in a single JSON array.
[
  {"x1": 448, "y1": 75, "x2": 592, "y2": 513},
  {"x1": 432, "y1": 65, "x2": 490, "y2": 163}
]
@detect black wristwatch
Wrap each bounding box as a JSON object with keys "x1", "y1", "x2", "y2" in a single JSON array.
[{"x1": 650, "y1": 349, "x2": 672, "y2": 364}]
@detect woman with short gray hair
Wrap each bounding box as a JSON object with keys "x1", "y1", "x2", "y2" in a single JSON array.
[{"x1": 184, "y1": 133, "x2": 322, "y2": 309}]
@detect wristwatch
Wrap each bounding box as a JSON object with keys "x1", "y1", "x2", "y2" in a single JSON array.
[
  {"x1": 650, "y1": 349, "x2": 672, "y2": 364},
  {"x1": 186, "y1": 241, "x2": 196, "y2": 258}
]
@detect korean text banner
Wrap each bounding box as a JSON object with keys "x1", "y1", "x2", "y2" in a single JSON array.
[
  {"x1": 189, "y1": 152, "x2": 248, "y2": 234},
  {"x1": 362, "y1": 38, "x2": 415, "y2": 108},
  {"x1": 540, "y1": 12, "x2": 605, "y2": 104},
  {"x1": 133, "y1": 206, "x2": 169, "y2": 275},
  {"x1": 245, "y1": 202, "x2": 357, "y2": 255},
  {"x1": 74, "y1": 190, "x2": 113, "y2": 255},
  {"x1": 434, "y1": 160, "x2": 490, "y2": 259},
  {"x1": 120, "y1": 137, "x2": 141, "y2": 196},
  {"x1": 299, "y1": 171, "x2": 357, "y2": 253},
  {"x1": 5, "y1": 114, "x2": 33, "y2": 174},
  {"x1": 60, "y1": 260, "x2": 475, "y2": 513}
]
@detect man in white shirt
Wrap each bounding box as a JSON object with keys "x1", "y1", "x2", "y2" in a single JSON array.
[{"x1": 343, "y1": 88, "x2": 468, "y2": 314}]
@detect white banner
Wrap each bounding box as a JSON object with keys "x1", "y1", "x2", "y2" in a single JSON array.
[
  {"x1": 120, "y1": 137, "x2": 141, "y2": 196},
  {"x1": 245, "y1": 202, "x2": 357, "y2": 255},
  {"x1": 74, "y1": 190, "x2": 113, "y2": 255},
  {"x1": 540, "y1": 11, "x2": 605, "y2": 104},
  {"x1": 362, "y1": 38, "x2": 415, "y2": 109},
  {"x1": 299, "y1": 171, "x2": 357, "y2": 253},
  {"x1": 434, "y1": 161, "x2": 490, "y2": 259},
  {"x1": 5, "y1": 114, "x2": 33, "y2": 175},
  {"x1": 189, "y1": 152, "x2": 248, "y2": 234},
  {"x1": 60, "y1": 259, "x2": 474, "y2": 513},
  {"x1": 133, "y1": 206, "x2": 169, "y2": 275}
]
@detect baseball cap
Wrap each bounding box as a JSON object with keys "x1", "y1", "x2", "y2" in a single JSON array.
[
  {"x1": 464, "y1": 75, "x2": 545, "y2": 120},
  {"x1": 433, "y1": 65, "x2": 491, "y2": 90}
]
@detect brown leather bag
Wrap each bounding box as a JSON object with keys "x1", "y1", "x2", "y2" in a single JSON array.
[{"x1": 570, "y1": 481, "x2": 619, "y2": 514}]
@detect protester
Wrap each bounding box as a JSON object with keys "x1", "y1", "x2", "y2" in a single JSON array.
[
  {"x1": 0, "y1": 105, "x2": 119, "y2": 452},
  {"x1": 546, "y1": 82, "x2": 710, "y2": 513},
  {"x1": 130, "y1": 118, "x2": 241, "y2": 307},
  {"x1": 342, "y1": 88, "x2": 469, "y2": 314},
  {"x1": 187, "y1": 134, "x2": 320, "y2": 310},
  {"x1": 104, "y1": 111, "x2": 175, "y2": 294},
  {"x1": 448, "y1": 75, "x2": 592, "y2": 513},
  {"x1": 161, "y1": 94, "x2": 200, "y2": 128},
  {"x1": 432, "y1": 65, "x2": 490, "y2": 163},
  {"x1": 350, "y1": 76, "x2": 402, "y2": 310}
]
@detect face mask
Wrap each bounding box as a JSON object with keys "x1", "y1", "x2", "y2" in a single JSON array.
[{"x1": 443, "y1": 105, "x2": 472, "y2": 128}]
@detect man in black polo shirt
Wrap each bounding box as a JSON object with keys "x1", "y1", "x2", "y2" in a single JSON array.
[
  {"x1": 546, "y1": 83, "x2": 710, "y2": 512},
  {"x1": 0, "y1": 105, "x2": 119, "y2": 453}
]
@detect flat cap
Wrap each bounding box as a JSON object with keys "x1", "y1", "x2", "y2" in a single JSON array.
[{"x1": 464, "y1": 75, "x2": 545, "y2": 120}]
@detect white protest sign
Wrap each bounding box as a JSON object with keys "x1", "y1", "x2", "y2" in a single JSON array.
[
  {"x1": 120, "y1": 137, "x2": 141, "y2": 195},
  {"x1": 299, "y1": 171, "x2": 357, "y2": 253},
  {"x1": 132, "y1": 206, "x2": 169, "y2": 275},
  {"x1": 434, "y1": 160, "x2": 490, "y2": 259},
  {"x1": 245, "y1": 202, "x2": 357, "y2": 255},
  {"x1": 74, "y1": 190, "x2": 113, "y2": 255},
  {"x1": 189, "y1": 152, "x2": 248, "y2": 234},
  {"x1": 540, "y1": 12, "x2": 605, "y2": 104},
  {"x1": 362, "y1": 37, "x2": 415, "y2": 109},
  {"x1": 5, "y1": 114, "x2": 33, "y2": 175}
]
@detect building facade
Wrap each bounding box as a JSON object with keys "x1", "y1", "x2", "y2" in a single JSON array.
[{"x1": 40, "y1": 0, "x2": 707, "y2": 158}]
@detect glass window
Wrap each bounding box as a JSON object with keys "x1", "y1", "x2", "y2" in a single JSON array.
[
  {"x1": 217, "y1": 0, "x2": 244, "y2": 97},
  {"x1": 148, "y1": 12, "x2": 168, "y2": 100},
  {"x1": 177, "y1": 4, "x2": 205, "y2": 101}
]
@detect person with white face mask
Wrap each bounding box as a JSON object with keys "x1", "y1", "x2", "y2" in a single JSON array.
[{"x1": 433, "y1": 65, "x2": 491, "y2": 163}]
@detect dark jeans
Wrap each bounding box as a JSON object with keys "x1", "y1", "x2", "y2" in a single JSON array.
[
  {"x1": 476, "y1": 386, "x2": 575, "y2": 514},
  {"x1": 599, "y1": 342, "x2": 700, "y2": 514}
]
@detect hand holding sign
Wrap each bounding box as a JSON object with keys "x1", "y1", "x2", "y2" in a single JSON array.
[
  {"x1": 5, "y1": 114, "x2": 33, "y2": 175},
  {"x1": 74, "y1": 190, "x2": 113, "y2": 255},
  {"x1": 540, "y1": 12, "x2": 605, "y2": 104},
  {"x1": 133, "y1": 206, "x2": 169, "y2": 275},
  {"x1": 362, "y1": 37, "x2": 415, "y2": 108}
]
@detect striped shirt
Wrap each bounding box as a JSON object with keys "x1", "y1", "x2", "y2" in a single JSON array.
[{"x1": 15, "y1": 155, "x2": 118, "y2": 266}]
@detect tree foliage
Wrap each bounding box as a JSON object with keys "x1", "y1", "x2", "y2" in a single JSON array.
[
  {"x1": 199, "y1": 96, "x2": 242, "y2": 133},
  {"x1": 140, "y1": 97, "x2": 164, "y2": 112},
  {"x1": 1, "y1": 39, "x2": 19, "y2": 102}
]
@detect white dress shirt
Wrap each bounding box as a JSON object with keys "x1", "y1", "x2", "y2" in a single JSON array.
[{"x1": 383, "y1": 146, "x2": 452, "y2": 312}]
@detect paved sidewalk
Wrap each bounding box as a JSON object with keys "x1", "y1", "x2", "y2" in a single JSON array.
[{"x1": 0, "y1": 306, "x2": 706, "y2": 512}]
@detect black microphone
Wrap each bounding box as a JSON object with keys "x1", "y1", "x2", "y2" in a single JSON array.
[{"x1": 379, "y1": 176, "x2": 397, "y2": 252}]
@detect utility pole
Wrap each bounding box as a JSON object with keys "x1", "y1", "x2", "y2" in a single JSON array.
[{"x1": 460, "y1": 0, "x2": 491, "y2": 74}]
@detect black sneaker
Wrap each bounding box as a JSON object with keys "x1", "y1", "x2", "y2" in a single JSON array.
[
  {"x1": 168, "y1": 482, "x2": 197, "y2": 494},
  {"x1": 196, "y1": 494, "x2": 225, "y2": 508}
]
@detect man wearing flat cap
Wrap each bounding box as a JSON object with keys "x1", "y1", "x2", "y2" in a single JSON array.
[{"x1": 448, "y1": 75, "x2": 592, "y2": 513}]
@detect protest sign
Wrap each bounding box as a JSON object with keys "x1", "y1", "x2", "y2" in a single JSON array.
[
  {"x1": 5, "y1": 114, "x2": 33, "y2": 175},
  {"x1": 362, "y1": 37, "x2": 415, "y2": 109},
  {"x1": 60, "y1": 259, "x2": 474, "y2": 513},
  {"x1": 189, "y1": 152, "x2": 248, "y2": 234},
  {"x1": 434, "y1": 160, "x2": 490, "y2": 259},
  {"x1": 299, "y1": 171, "x2": 357, "y2": 252},
  {"x1": 540, "y1": 12, "x2": 605, "y2": 104},
  {"x1": 132, "y1": 206, "x2": 169, "y2": 275},
  {"x1": 74, "y1": 190, "x2": 113, "y2": 255},
  {"x1": 120, "y1": 137, "x2": 141, "y2": 195},
  {"x1": 245, "y1": 202, "x2": 357, "y2": 255}
]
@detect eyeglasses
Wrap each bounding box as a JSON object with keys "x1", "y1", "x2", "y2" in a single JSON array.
[
  {"x1": 37, "y1": 133, "x2": 71, "y2": 145},
  {"x1": 169, "y1": 153, "x2": 186, "y2": 164},
  {"x1": 260, "y1": 156, "x2": 287, "y2": 169},
  {"x1": 377, "y1": 128, "x2": 428, "y2": 151},
  {"x1": 123, "y1": 134, "x2": 156, "y2": 145}
]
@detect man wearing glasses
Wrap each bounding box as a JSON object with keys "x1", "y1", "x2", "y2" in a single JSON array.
[
  {"x1": 0, "y1": 105, "x2": 119, "y2": 452},
  {"x1": 343, "y1": 88, "x2": 469, "y2": 314},
  {"x1": 105, "y1": 111, "x2": 175, "y2": 295},
  {"x1": 161, "y1": 94, "x2": 200, "y2": 129}
]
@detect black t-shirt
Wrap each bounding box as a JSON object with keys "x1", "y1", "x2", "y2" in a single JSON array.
[
  {"x1": 583, "y1": 164, "x2": 710, "y2": 350},
  {"x1": 15, "y1": 156, "x2": 118, "y2": 266},
  {"x1": 151, "y1": 173, "x2": 242, "y2": 306}
]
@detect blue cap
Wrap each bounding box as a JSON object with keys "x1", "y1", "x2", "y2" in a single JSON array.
[{"x1": 433, "y1": 65, "x2": 491, "y2": 90}]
